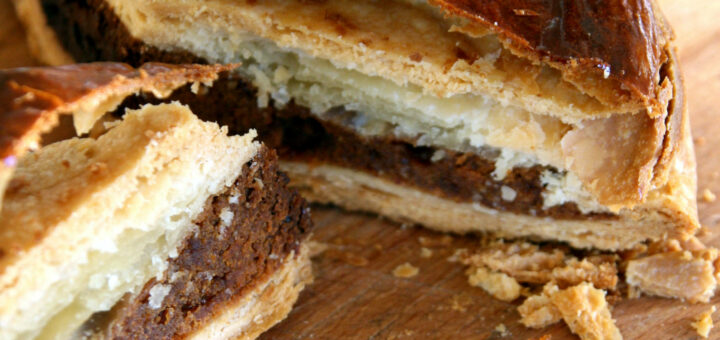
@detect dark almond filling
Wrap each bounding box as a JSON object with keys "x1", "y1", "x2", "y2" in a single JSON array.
[
  {"x1": 90, "y1": 146, "x2": 311, "y2": 340},
  {"x1": 40, "y1": 0, "x2": 614, "y2": 220}
]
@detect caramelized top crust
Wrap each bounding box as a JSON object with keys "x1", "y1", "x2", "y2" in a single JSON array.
[{"x1": 430, "y1": 0, "x2": 671, "y2": 114}]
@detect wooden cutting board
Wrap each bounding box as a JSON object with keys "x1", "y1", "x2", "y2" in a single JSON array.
[{"x1": 2, "y1": 0, "x2": 720, "y2": 338}]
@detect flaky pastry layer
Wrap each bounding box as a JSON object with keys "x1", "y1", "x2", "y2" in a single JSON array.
[{"x1": 0, "y1": 103, "x2": 259, "y2": 340}]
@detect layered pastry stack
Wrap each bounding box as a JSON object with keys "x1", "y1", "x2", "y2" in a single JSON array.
[
  {"x1": 0, "y1": 63, "x2": 312, "y2": 339},
  {"x1": 15, "y1": 0, "x2": 697, "y2": 250}
]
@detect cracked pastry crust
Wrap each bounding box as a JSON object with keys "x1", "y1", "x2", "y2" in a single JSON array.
[
  {"x1": 0, "y1": 65, "x2": 313, "y2": 340},
  {"x1": 12, "y1": 0, "x2": 698, "y2": 249}
]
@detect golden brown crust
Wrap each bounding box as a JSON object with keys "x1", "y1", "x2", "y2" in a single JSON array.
[{"x1": 429, "y1": 0, "x2": 672, "y2": 116}]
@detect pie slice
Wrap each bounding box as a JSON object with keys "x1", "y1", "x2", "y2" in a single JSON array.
[
  {"x1": 0, "y1": 63, "x2": 312, "y2": 340},
  {"x1": 14, "y1": 0, "x2": 698, "y2": 250}
]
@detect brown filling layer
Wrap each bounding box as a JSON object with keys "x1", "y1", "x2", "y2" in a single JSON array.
[
  {"x1": 97, "y1": 146, "x2": 311, "y2": 339},
  {"x1": 40, "y1": 0, "x2": 614, "y2": 220}
]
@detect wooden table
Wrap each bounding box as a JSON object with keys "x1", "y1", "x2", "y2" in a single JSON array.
[{"x1": 2, "y1": 1, "x2": 720, "y2": 338}]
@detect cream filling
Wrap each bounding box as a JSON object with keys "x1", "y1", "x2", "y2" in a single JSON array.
[{"x1": 105, "y1": 2, "x2": 606, "y2": 214}]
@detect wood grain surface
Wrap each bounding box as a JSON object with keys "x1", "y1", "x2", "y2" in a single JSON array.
[{"x1": 2, "y1": 0, "x2": 720, "y2": 339}]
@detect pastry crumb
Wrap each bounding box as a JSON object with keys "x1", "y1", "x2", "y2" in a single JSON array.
[
  {"x1": 325, "y1": 249, "x2": 369, "y2": 267},
  {"x1": 447, "y1": 248, "x2": 468, "y2": 263},
  {"x1": 342, "y1": 252, "x2": 369, "y2": 267},
  {"x1": 702, "y1": 188, "x2": 717, "y2": 203},
  {"x1": 393, "y1": 262, "x2": 419, "y2": 278},
  {"x1": 692, "y1": 306, "x2": 716, "y2": 338},
  {"x1": 467, "y1": 266, "x2": 521, "y2": 302},
  {"x1": 494, "y1": 323, "x2": 509, "y2": 337},
  {"x1": 450, "y1": 295, "x2": 469, "y2": 312},
  {"x1": 695, "y1": 136, "x2": 707, "y2": 146},
  {"x1": 518, "y1": 285, "x2": 562, "y2": 328},
  {"x1": 420, "y1": 247, "x2": 433, "y2": 258}
]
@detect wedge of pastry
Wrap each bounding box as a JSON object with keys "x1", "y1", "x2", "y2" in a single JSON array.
[
  {"x1": 0, "y1": 63, "x2": 312, "y2": 340},
  {"x1": 14, "y1": 0, "x2": 697, "y2": 250}
]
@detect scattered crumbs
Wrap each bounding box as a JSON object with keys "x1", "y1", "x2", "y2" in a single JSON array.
[
  {"x1": 306, "y1": 241, "x2": 328, "y2": 258},
  {"x1": 393, "y1": 262, "x2": 419, "y2": 278},
  {"x1": 323, "y1": 248, "x2": 369, "y2": 266},
  {"x1": 467, "y1": 266, "x2": 521, "y2": 302},
  {"x1": 695, "y1": 136, "x2": 707, "y2": 146},
  {"x1": 420, "y1": 247, "x2": 433, "y2": 258},
  {"x1": 418, "y1": 235, "x2": 453, "y2": 247},
  {"x1": 494, "y1": 323, "x2": 509, "y2": 337},
  {"x1": 191, "y1": 81, "x2": 201, "y2": 94},
  {"x1": 692, "y1": 306, "x2": 716, "y2": 338},
  {"x1": 341, "y1": 252, "x2": 369, "y2": 267},
  {"x1": 702, "y1": 188, "x2": 717, "y2": 203},
  {"x1": 450, "y1": 294, "x2": 470, "y2": 312}
]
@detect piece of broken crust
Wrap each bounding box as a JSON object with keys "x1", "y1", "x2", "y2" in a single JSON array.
[
  {"x1": 692, "y1": 306, "x2": 716, "y2": 339},
  {"x1": 519, "y1": 283, "x2": 622, "y2": 340},
  {"x1": 460, "y1": 241, "x2": 619, "y2": 290},
  {"x1": 466, "y1": 266, "x2": 522, "y2": 302},
  {"x1": 626, "y1": 249, "x2": 719, "y2": 303}
]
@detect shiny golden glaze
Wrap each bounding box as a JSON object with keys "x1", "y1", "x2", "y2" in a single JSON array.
[{"x1": 431, "y1": 0, "x2": 670, "y2": 111}]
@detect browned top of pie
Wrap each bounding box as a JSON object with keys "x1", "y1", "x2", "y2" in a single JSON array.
[{"x1": 430, "y1": 0, "x2": 672, "y2": 113}]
